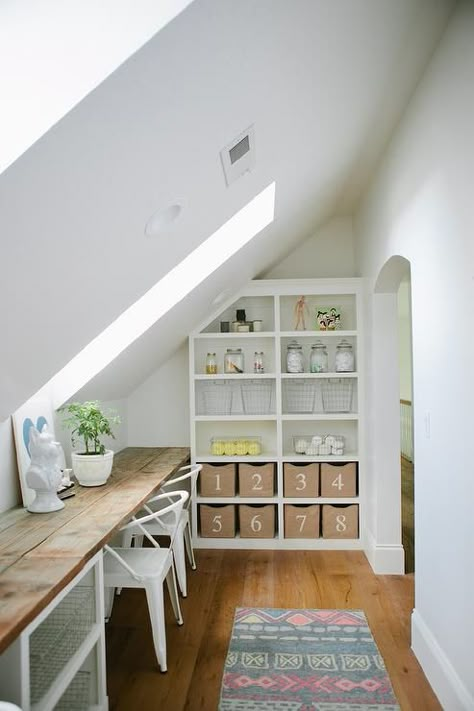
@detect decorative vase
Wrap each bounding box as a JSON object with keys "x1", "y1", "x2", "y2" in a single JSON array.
[{"x1": 71, "y1": 450, "x2": 114, "y2": 487}]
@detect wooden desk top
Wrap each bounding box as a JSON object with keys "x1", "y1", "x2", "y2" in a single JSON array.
[{"x1": 0, "y1": 446, "x2": 189, "y2": 653}]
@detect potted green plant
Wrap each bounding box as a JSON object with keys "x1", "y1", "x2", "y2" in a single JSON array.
[{"x1": 59, "y1": 400, "x2": 121, "y2": 486}]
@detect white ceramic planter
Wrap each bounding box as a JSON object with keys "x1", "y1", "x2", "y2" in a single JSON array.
[{"x1": 71, "y1": 449, "x2": 114, "y2": 487}]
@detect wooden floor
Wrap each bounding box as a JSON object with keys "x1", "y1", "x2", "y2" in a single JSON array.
[
  {"x1": 105, "y1": 549, "x2": 440, "y2": 710},
  {"x1": 401, "y1": 456, "x2": 415, "y2": 574}
]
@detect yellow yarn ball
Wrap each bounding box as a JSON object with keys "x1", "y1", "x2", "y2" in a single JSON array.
[{"x1": 224, "y1": 441, "x2": 236, "y2": 456}]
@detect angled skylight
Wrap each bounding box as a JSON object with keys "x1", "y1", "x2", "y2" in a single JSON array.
[{"x1": 50, "y1": 182, "x2": 276, "y2": 407}]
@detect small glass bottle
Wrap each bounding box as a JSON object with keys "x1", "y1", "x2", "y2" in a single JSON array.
[
  {"x1": 286, "y1": 340, "x2": 304, "y2": 373},
  {"x1": 253, "y1": 351, "x2": 265, "y2": 374},
  {"x1": 224, "y1": 348, "x2": 244, "y2": 374},
  {"x1": 205, "y1": 352, "x2": 217, "y2": 374},
  {"x1": 310, "y1": 341, "x2": 328, "y2": 373},
  {"x1": 335, "y1": 339, "x2": 355, "y2": 372}
]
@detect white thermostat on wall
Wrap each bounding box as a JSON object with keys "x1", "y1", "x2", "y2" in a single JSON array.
[{"x1": 220, "y1": 125, "x2": 256, "y2": 186}]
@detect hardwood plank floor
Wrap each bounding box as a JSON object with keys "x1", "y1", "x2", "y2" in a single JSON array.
[
  {"x1": 401, "y1": 455, "x2": 415, "y2": 573},
  {"x1": 105, "y1": 550, "x2": 440, "y2": 710}
]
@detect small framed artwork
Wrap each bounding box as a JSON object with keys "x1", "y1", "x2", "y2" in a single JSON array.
[
  {"x1": 11, "y1": 397, "x2": 61, "y2": 507},
  {"x1": 316, "y1": 307, "x2": 341, "y2": 331}
]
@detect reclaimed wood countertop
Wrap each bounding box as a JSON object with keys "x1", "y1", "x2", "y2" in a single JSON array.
[{"x1": 0, "y1": 446, "x2": 190, "y2": 653}]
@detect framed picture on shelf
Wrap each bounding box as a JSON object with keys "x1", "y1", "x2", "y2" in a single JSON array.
[
  {"x1": 316, "y1": 306, "x2": 341, "y2": 331},
  {"x1": 11, "y1": 397, "x2": 62, "y2": 507}
]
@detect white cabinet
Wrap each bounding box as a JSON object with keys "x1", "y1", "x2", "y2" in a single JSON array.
[
  {"x1": 189, "y1": 278, "x2": 364, "y2": 550},
  {"x1": 0, "y1": 552, "x2": 107, "y2": 711}
]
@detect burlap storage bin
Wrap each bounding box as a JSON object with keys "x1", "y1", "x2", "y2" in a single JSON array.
[
  {"x1": 238, "y1": 462, "x2": 275, "y2": 497},
  {"x1": 320, "y1": 462, "x2": 357, "y2": 497},
  {"x1": 284, "y1": 504, "x2": 320, "y2": 539},
  {"x1": 199, "y1": 504, "x2": 236, "y2": 538},
  {"x1": 283, "y1": 462, "x2": 319, "y2": 497},
  {"x1": 322, "y1": 504, "x2": 358, "y2": 539},
  {"x1": 199, "y1": 463, "x2": 236, "y2": 497}
]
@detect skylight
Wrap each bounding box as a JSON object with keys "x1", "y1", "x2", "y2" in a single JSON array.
[{"x1": 50, "y1": 182, "x2": 276, "y2": 407}]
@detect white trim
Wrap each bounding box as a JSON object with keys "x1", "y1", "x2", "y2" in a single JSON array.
[
  {"x1": 364, "y1": 529, "x2": 404, "y2": 574},
  {"x1": 412, "y1": 609, "x2": 474, "y2": 711}
]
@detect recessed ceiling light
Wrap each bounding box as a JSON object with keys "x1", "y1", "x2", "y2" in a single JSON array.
[{"x1": 145, "y1": 203, "x2": 182, "y2": 236}]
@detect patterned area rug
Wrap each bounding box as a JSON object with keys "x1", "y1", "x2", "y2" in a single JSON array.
[{"x1": 219, "y1": 608, "x2": 400, "y2": 710}]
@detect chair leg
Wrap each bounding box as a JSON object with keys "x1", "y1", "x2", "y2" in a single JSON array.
[
  {"x1": 165, "y1": 564, "x2": 183, "y2": 625},
  {"x1": 172, "y1": 533, "x2": 188, "y2": 597},
  {"x1": 183, "y1": 521, "x2": 196, "y2": 570},
  {"x1": 145, "y1": 581, "x2": 167, "y2": 672}
]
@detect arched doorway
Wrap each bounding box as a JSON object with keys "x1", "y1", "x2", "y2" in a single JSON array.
[{"x1": 367, "y1": 255, "x2": 412, "y2": 574}]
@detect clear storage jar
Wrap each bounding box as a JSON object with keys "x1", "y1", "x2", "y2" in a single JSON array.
[
  {"x1": 205, "y1": 352, "x2": 217, "y2": 374},
  {"x1": 286, "y1": 340, "x2": 304, "y2": 373},
  {"x1": 224, "y1": 348, "x2": 244, "y2": 374},
  {"x1": 310, "y1": 341, "x2": 328, "y2": 373},
  {"x1": 335, "y1": 339, "x2": 354, "y2": 372}
]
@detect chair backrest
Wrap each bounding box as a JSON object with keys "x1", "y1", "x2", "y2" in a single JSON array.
[
  {"x1": 157, "y1": 464, "x2": 202, "y2": 512},
  {"x1": 104, "y1": 491, "x2": 189, "y2": 581}
]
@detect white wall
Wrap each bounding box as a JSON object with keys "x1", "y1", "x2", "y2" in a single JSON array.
[
  {"x1": 355, "y1": 2, "x2": 474, "y2": 707},
  {"x1": 127, "y1": 344, "x2": 190, "y2": 446},
  {"x1": 263, "y1": 217, "x2": 355, "y2": 279},
  {"x1": 0, "y1": 419, "x2": 21, "y2": 512},
  {"x1": 0, "y1": 0, "x2": 193, "y2": 174},
  {"x1": 398, "y1": 281, "x2": 413, "y2": 402},
  {"x1": 126, "y1": 218, "x2": 356, "y2": 446}
]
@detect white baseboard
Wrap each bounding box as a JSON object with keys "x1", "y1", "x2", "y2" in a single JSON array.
[
  {"x1": 364, "y1": 530, "x2": 404, "y2": 574},
  {"x1": 412, "y1": 609, "x2": 473, "y2": 710}
]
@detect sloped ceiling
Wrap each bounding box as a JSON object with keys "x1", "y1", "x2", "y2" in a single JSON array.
[{"x1": 0, "y1": 0, "x2": 454, "y2": 417}]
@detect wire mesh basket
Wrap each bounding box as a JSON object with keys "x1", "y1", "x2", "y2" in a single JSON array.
[
  {"x1": 283, "y1": 380, "x2": 316, "y2": 413},
  {"x1": 241, "y1": 380, "x2": 273, "y2": 415},
  {"x1": 30, "y1": 586, "x2": 95, "y2": 704},
  {"x1": 198, "y1": 382, "x2": 233, "y2": 415},
  {"x1": 321, "y1": 378, "x2": 353, "y2": 413},
  {"x1": 54, "y1": 671, "x2": 91, "y2": 711}
]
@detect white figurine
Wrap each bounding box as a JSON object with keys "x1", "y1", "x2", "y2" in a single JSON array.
[{"x1": 26, "y1": 425, "x2": 64, "y2": 513}]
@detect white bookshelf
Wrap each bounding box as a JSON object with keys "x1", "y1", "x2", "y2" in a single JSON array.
[{"x1": 189, "y1": 278, "x2": 365, "y2": 549}]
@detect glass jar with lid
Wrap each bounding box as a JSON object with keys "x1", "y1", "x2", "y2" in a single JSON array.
[
  {"x1": 205, "y1": 352, "x2": 217, "y2": 374},
  {"x1": 286, "y1": 340, "x2": 304, "y2": 373},
  {"x1": 224, "y1": 348, "x2": 244, "y2": 374},
  {"x1": 335, "y1": 339, "x2": 355, "y2": 372},
  {"x1": 253, "y1": 351, "x2": 265, "y2": 374},
  {"x1": 310, "y1": 341, "x2": 328, "y2": 373}
]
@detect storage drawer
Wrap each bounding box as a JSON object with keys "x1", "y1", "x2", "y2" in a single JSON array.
[
  {"x1": 320, "y1": 462, "x2": 357, "y2": 497},
  {"x1": 239, "y1": 504, "x2": 276, "y2": 538},
  {"x1": 322, "y1": 504, "x2": 359, "y2": 539},
  {"x1": 199, "y1": 463, "x2": 236, "y2": 497},
  {"x1": 284, "y1": 504, "x2": 320, "y2": 539},
  {"x1": 199, "y1": 504, "x2": 236, "y2": 538},
  {"x1": 238, "y1": 462, "x2": 275, "y2": 497},
  {"x1": 283, "y1": 462, "x2": 319, "y2": 497}
]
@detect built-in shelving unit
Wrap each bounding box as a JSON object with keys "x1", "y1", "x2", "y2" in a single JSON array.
[{"x1": 189, "y1": 279, "x2": 364, "y2": 549}]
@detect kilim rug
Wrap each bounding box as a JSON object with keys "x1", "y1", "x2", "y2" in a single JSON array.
[{"x1": 219, "y1": 608, "x2": 400, "y2": 710}]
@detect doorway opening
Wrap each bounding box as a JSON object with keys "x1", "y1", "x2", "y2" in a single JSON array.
[
  {"x1": 398, "y1": 278, "x2": 414, "y2": 573},
  {"x1": 372, "y1": 255, "x2": 414, "y2": 575}
]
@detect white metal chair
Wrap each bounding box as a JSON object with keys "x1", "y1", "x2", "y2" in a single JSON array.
[
  {"x1": 103, "y1": 490, "x2": 188, "y2": 672},
  {"x1": 125, "y1": 464, "x2": 201, "y2": 598}
]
